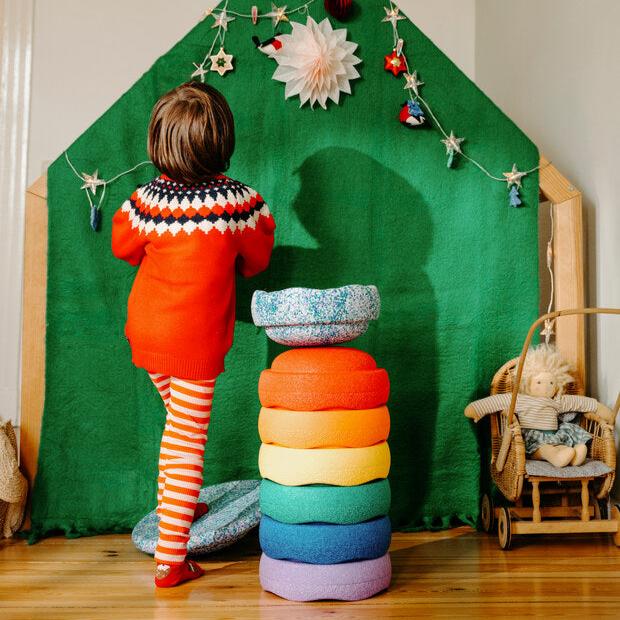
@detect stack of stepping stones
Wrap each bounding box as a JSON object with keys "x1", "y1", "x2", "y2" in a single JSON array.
[{"x1": 251, "y1": 285, "x2": 392, "y2": 602}]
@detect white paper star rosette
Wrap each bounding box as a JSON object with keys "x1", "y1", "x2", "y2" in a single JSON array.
[{"x1": 272, "y1": 16, "x2": 361, "y2": 109}]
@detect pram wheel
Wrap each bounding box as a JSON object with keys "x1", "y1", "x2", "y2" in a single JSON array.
[
  {"x1": 481, "y1": 493, "x2": 495, "y2": 533},
  {"x1": 498, "y1": 507, "x2": 512, "y2": 550}
]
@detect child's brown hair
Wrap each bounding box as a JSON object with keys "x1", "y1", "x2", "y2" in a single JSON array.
[{"x1": 147, "y1": 82, "x2": 235, "y2": 184}]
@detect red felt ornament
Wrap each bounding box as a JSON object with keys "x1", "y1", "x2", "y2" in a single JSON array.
[
  {"x1": 324, "y1": 0, "x2": 353, "y2": 21},
  {"x1": 384, "y1": 50, "x2": 407, "y2": 76}
]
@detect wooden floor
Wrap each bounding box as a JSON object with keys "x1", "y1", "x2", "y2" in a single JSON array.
[{"x1": 2, "y1": 527, "x2": 620, "y2": 619}]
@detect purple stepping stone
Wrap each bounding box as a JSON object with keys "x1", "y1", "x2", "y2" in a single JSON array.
[{"x1": 259, "y1": 552, "x2": 391, "y2": 601}]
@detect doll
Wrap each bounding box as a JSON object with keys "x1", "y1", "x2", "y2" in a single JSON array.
[{"x1": 464, "y1": 345, "x2": 616, "y2": 468}]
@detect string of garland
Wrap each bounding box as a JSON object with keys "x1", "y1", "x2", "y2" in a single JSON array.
[
  {"x1": 64, "y1": 1, "x2": 550, "y2": 229},
  {"x1": 64, "y1": 152, "x2": 153, "y2": 232},
  {"x1": 383, "y1": 1, "x2": 543, "y2": 207}
]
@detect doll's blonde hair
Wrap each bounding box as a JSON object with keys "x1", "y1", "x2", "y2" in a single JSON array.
[{"x1": 517, "y1": 344, "x2": 574, "y2": 396}]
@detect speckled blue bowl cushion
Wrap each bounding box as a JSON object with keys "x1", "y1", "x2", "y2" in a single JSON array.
[
  {"x1": 131, "y1": 480, "x2": 260, "y2": 557},
  {"x1": 259, "y1": 515, "x2": 392, "y2": 564},
  {"x1": 251, "y1": 285, "x2": 381, "y2": 346}
]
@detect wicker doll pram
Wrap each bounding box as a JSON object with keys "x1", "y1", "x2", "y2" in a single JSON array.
[{"x1": 480, "y1": 307, "x2": 620, "y2": 549}]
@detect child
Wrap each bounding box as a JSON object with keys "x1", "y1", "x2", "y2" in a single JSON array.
[{"x1": 111, "y1": 82, "x2": 275, "y2": 587}]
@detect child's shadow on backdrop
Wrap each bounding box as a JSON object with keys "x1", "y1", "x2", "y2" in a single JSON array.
[{"x1": 238, "y1": 147, "x2": 438, "y2": 527}]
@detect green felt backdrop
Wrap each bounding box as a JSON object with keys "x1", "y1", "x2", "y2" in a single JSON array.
[{"x1": 30, "y1": 0, "x2": 539, "y2": 539}]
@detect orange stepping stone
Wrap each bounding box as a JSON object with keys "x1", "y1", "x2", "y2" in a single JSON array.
[{"x1": 258, "y1": 347, "x2": 389, "y2": 411}]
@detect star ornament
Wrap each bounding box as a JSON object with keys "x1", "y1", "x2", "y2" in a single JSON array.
[
  {"x1": 540, "y1": 318, "x2": 555, "y2": 340},
  {"x1": 266, "y1": 4, "x2": 289, "y2": 27},
  {"x1": 503, "y1": 163, "x2": 526, "y2": 188},
  {"x1": 191, "y1": 62, "x2": 208, "y2": 82},
  {"x1": 209, "y1": 47, "x2": 234, "y2": 76},
  {"x1": 80, "y1": 170, "x2": 105, "y2": 195},
  {"x1": 382, "y1": 6, "x2": 406, "y2": 28},
  {"x1": 403, "y1": 71, "x2": 423, "y2": 95},
  {"x1": 384, "y1": 50, "x2": 407, "y2": 76},
  {"x1": 212, "y1": 9, "x2": 235, "y2": 31},
  {"x1": 441, "y1": 131, "x2": 464, "y2": 154}
]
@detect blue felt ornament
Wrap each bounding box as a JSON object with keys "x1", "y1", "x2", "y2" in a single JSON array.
[
  {"x1": 508, "y1": 185, "x2": 522, "y2": 208},
  {"x1": 90, "y1": 204, "x2": 102, "y2": 231}
]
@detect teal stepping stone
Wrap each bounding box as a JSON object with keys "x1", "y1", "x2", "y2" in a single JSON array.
[{"x1": 260, "y1": 479, "x2": 391, "y2": 524}]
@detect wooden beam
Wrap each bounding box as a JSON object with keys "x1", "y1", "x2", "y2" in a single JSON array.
[
  {"x1": 539, "y1": 155, "x2": 586, "y2": 388},
  {"x1": 20, "y1": 175, "x2": 48, "y2": 489},
  {"x1": 513, "y1": 520, "x2": 618, "y2": 535}
]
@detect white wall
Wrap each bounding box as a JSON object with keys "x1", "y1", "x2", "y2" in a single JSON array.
[
  {"x1": 475, "y1": 0, "x2": 620, "y2": 414},
  {"x1": 27, "y1": 0, "x2": 214, "y2": 183}
]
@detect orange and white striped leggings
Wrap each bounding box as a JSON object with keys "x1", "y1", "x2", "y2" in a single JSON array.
[{"x1": 149, "y1": 372, "x2": 216, "y2": 565}]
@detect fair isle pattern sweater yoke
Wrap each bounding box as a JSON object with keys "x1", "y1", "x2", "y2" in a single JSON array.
[{"x1": 122, "y1": 174, "x2": 272, "y2": 238}]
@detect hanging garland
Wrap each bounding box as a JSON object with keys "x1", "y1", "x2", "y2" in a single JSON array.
[
  {"x1": 193, "y1": 1, "x2": 360, "y2": 109},
  {"x1": 64, "y1": 0, "x2": 548, "y2": 229},
  {"x1": 191, "y1": 1, "x2": 320, "y2": 82},
  {"x1": 64, "y1": 152, "x2": 153, "y2": 232},
  {"x1": 382, "y1": 1, "x2": 543, "y2": 207}
]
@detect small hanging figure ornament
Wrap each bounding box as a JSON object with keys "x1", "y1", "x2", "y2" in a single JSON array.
[
  {"x1": 253, "y1": 34, "x2": 284, "y2": 57},
  {"x1": 251, "y1": 5, "x2": 259, "y2": 25},
  {"x1": 89, "y1": 204, "x2": 102, "y2": 232},
  {"x1": 399, "y1": 99, "x2": 425, "y2": 127},
  {"x1": 384, "y1": 49, "x2": 407, "y2": 76},
  {"x1": 441, "y1": 131, "x2": 464, "y2": 168},
  {"x1": 508, "y1": 185, "x2": 522, "y2": 207},
  {"x1": 324, "y1": 0, "x2": 353, "y2": 21}
]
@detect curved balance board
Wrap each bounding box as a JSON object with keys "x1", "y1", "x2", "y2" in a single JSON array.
[
  {"x1": 260, "y1": 479, "x2": 391, "y2": 524},
  {"x1": 259, "y1": 515, "x2": 391, "y2": 564},
  {"x1": 131, "y1": 480, "x2": 259, "y2": 556},
  {"x1": 259, "y1": 347, "x2": 389, "y2": 410},
  {"x1": 251, "y1": 285, "x2": 380, "y2": 347},
  {"x1": 258, "y1": 442, "x2": 390, "y2": 486},
  {"x1": 258, "y1": 405, "x2": 390, "y2": 449},
  {"x1": 259, "y1": 552, "x2": 392, "y2": 602}
]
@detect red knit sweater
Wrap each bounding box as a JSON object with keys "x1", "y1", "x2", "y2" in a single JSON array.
[{"x1": 111, "y1": 174, "x2": 275, "y2": 379}]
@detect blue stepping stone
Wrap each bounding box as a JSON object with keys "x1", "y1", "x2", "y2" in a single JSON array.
[{"x1": 259, "y1": 514, "x2": 392, "y2": 564}]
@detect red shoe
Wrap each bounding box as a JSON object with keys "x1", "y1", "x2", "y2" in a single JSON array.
[
  {"x1": 193, "y1": 502, "x2": 209, "y2": 521},
  {"x1": 155, "y1": 559, "x2": 204, "y2": 588}
]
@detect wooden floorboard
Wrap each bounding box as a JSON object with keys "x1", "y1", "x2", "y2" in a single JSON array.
[{"x1": 1, "y1": 527, "x2": 620, "y2": 619}]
